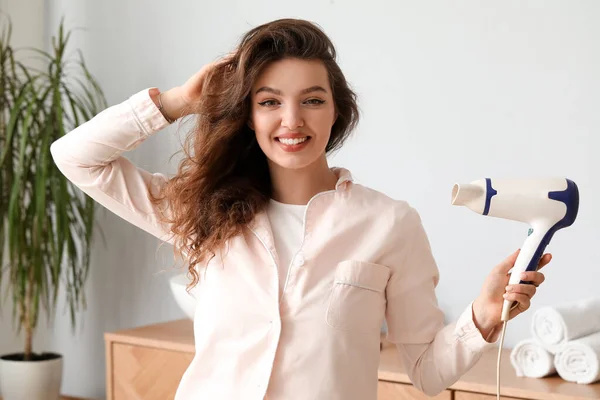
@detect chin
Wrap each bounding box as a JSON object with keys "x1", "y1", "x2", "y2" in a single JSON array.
[
  {"x1": 273, "y1": 159, "x2": 313, "y2": 170},
  {"x1": 269, "y1": 154, "x2": 319, "y2": 171}
]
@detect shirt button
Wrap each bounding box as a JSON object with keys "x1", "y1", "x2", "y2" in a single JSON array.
[{"x1": 295, "y1": 254, "x2": 305, "y2": 266}]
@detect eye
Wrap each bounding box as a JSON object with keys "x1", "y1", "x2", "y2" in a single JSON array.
[
  {"x1": 258, "y1": 99, "x2": 279, "y2": 107},
  {"x1": 305, "y1": 99, "x2": 325, "y2": 105}
]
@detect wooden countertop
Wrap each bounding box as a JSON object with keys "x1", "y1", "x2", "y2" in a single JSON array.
[
  {"x1": 379, "y1": 339, "x2": 600, "y2": 400},
  {"x1": 106, "y1": 319, "x2": 600, "y2": 399},
  {"x1": 105, "y1": 318, "x2": 195, "y2": 353}
]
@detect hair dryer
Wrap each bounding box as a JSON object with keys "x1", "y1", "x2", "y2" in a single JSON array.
[
  {"x1": 451, "y1": 177, "x2": 579, "y2": 320},
  {"x1": 451, "y1": 177, "x2": 579, "y2": 400}
]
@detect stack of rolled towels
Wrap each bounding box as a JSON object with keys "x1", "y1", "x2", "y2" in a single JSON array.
[{"x1": 509, "y1": 297, "x2": 600, "y2": 384}]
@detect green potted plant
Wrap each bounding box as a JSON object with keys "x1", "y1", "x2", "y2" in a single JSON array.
[{"x1": 0, "y1": 15, "x2": 106, "y2": 400}]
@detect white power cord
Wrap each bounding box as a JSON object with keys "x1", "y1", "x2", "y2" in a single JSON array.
[{"x1": 496, "y1": 320, "x2": 508, "y2": 400}]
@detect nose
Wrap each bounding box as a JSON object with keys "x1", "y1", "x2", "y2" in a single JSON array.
[{"x1": 281, "y1": 104, "x2": 304, "y2": 130}]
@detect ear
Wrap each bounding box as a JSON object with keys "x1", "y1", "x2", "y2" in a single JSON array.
[
  {"x1": 333, "y1": 111, "x2": 338, "y2": 125},
  {"x1": 247, "y1": 118, "x2": 254, "y2": 131}
]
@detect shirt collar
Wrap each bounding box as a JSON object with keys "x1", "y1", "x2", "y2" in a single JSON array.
[
  {"x1": 249, "y1": 167, "x2": 353, "y2": 236},
  {"x1": 332, "y1": 167, "x2": 353, "y2": 190}
]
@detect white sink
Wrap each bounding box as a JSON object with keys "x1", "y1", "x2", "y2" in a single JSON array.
[{"x1": 169, "y1": 273, "x2": 197, "y2": 320}]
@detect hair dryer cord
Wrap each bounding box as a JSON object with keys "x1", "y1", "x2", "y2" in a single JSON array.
[{"x1": 497, "y1": 320, "x2": 508, "y2": 400}]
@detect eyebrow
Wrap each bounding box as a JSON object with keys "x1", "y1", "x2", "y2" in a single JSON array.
[{"x1": 254, "y1": 85, "x2": 328, "y2": 96}]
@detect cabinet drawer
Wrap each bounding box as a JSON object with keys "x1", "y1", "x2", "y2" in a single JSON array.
[
  {"x1": 378, "y1": 381, "x2": 451, "y2": 400},
  {"x1": 111, "y1": 342, "x2": 193, "y2": 400},
  {"x1": 455, "y1": 392, "x2": 522, "y2": 400}
]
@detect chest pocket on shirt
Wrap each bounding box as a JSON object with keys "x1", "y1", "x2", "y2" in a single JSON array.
[{"x1": 326, "y1": 260, "x2": 391, "y2": 334}]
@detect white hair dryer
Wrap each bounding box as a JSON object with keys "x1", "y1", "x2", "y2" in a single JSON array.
[
  {"x1": 451, "y1": 177, "x2": 579, "y2": 399},
  {"x1": 451, "y1": 177, "x2": 579, "y2": 320}
]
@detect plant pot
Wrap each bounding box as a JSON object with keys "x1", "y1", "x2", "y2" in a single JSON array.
[{"x1": 0, "y1": 352, "x2": 63, "y2": 400}]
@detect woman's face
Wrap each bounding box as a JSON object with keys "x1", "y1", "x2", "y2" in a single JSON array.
[{"x1": 249, "y1": 58, "x2": 337, "y2": 171}]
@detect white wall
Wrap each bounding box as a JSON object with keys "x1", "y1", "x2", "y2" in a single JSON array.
[
  {"x1": 3, "y1": 0, "x2": 598, "y2": 398},
  {"x1": 0, "y1": 0, "x2": 44, "y2": 49}
]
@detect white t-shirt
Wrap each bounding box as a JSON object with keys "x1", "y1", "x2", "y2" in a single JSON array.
[{"x1": 266, "y1": 199, "x2": 306, "y2": 296}]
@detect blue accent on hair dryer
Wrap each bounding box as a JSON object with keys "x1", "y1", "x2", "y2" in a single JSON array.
[{"x1": 483, "y1": 178, "x2": 497, "y2": 216}]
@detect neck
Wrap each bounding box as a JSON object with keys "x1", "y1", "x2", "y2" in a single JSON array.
[{"x1": 268, "y1": 156, "x2": 338, "y2": 205}]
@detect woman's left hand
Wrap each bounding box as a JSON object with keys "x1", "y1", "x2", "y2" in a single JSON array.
[{"x1": 472, "y1": 249, "x2": 552, "y2": 340}]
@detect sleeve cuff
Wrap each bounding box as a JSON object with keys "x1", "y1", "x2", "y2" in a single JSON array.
[
  {"x1": 128, "y1": 88, "x2": 172, "y2": 136},
  {"x1": 454, "y1": 302, "x2": 499, "y2": 352}
]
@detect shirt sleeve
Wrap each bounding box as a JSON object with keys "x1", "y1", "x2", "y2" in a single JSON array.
[
  {"x1": 50, "y1": 88, "x2": 175, "y2": 244},
  {"x1": 384, "y1": 206, "x2": 499, "y2": 397}
]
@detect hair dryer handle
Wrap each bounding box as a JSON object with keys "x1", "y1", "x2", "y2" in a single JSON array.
[{"x1": 501, "y1": 226, "x2": 552, "y2": 321}]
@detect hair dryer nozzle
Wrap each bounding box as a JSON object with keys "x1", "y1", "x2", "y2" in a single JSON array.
[
  {"x1": 451, "y1": 180, "x2": 488, "y2": 214},
  {"x1": 451, "y1": 183, "x2": 483, "y2": 206}
]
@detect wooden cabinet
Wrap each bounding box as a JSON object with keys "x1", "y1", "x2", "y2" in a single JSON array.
[
  {"x1": 111, "y1": 343, "x2": 193, "y2": 400},
  {"x1": 454, "y1": 393, "x2": 520, "y2": 400},
  {"x1": 105, "y1": 319, "x2": 600, "y2": 400},
  {"x1": 105, "y1": 319, "x2": 194, "y2": 400},
  {"x1": 378, "y1": 381, "x2": 451, "y2": 399}
]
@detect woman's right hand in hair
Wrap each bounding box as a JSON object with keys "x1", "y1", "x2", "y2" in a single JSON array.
[{"x1": 151, "y1": 52, "x2": 235, "y2": 121}]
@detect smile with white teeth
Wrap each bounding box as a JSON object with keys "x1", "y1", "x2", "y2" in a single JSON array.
[{"x1": 278, "y1": 137, "x2": 308, "y2": 145}]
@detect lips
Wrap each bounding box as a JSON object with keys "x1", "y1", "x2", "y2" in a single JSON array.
[
  {"x1": 276, "y1": 136, "x2": 308, "y2": 144},
  {"x1": 275, "y1": 132, "x2": 310, "y2": 139},
  {"x1": 275, "y1": 136, "x2": 311, "y2": 152}
]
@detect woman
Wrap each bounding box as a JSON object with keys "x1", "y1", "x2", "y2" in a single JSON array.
[{"x1": 51, "y1": 18, "x2": 550, "y2": 400}]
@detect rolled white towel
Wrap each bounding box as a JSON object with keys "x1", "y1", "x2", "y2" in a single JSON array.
[
  {"x1": 510, "y1": 338, "x2": 556, "y2": 378},
  {"x1": 531, "y1": 297, "x2": 600, "y2": 354},
  {"x1": 554, "y1": 331, "x2": 600, "y2": 384}
]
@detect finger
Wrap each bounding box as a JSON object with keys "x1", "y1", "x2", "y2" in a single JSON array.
[
  {"x1": 519, "y1": 271, "x2": 545, "y2": 287},
  {"x1": 506, "y1": 283, "x2": 537, "y2": 297},
  {"x1": 503, "y1": 292, "x2": 531, "y2": 312},
  {"x1": 492, "y1": 249, "x2": 521, "y2": 275},
  {"x1": 508, "y1": 300, "x2": 528, "y2": 319},
  {"x1": 536, "y1": 253, "x2": 552, "y2": 271}
]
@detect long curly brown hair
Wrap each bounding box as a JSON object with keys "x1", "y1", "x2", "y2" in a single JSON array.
[{"x1": 150, "y1": 18, "x2": 360, "y2": 289}]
